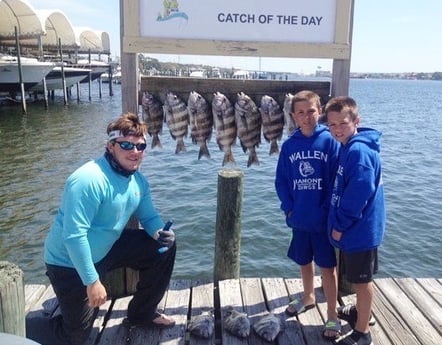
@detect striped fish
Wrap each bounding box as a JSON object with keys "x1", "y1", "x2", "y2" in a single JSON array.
[
  {"x1": 234, "y1": 92, "x2": 262, "y2": 167},
  {"x1": 188, "y1": 91, "x2": 213, "y2": 160},
  {"x1": 253, "y1": 312, "x2": 281, "y2": 342},
  {"x1": 188, "y1": 311, "x2": 215, "y2": 339},
  {"x1": 141, "y1": 91, "x2": 164, "y2": 149},
  {"x1": 259, "y1": 95, "x2": 284, "y2": 155},
  {"x1": 283, "y1": 93, "x2": 298, "y2": 136},
  {"x1": 224, "y1": 306, "x2": 250, "y2": 339},
  {"x1": 163, "y1": 91, "x2": 189, "y2": 154},
  {"x1": 212, "y1": 91, "x2": 236, "y2": 166}
]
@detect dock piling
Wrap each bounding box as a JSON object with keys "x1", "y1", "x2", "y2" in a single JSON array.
[
  {"x1": 0, "y1": 261, "x2": 25, "y2": 337},
  {"x1": 214, "y1": 169, "x2": 244, "y2": 282}
]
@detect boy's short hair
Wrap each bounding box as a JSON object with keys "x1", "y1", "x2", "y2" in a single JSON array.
[
  {"x1": 325, "y1": 96, "x2": 359, "y2": 122},
  {"x1": 291, "y1": 90, "x2": 321, "y2": 113}
]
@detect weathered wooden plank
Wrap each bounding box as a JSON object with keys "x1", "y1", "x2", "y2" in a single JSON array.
[
  {"x1": 373, "y1": 279, "x2": 422, "y2": 345},
  {"x1": 239, "y1": 278, "x2": 270, "y2": 345},
  {"x1": 285, "y1": 278, "x2": 331, "y2": 345},
  {"x1": 218, "y1": 279, "x2": 248, "y2": 345},
  {"x1": 188, "y1": 280, "x2": 215, "y2": 345},
  {"x1": 416, "y1": 278, "x2": 442, "y2": 307},
  {"x1": 376, "y1": 278, "x2": 442, "y2": 344},
  {"x1": 24, "y1": 277, "x2": 442, "y2": 345},
  {"x1": 261, "y1": 278, "x2": 305, "y2": 345},
  {"x1": 98, "y1": 296, "x2": 133, "y2": 345},
  {"x1": 24, "y1": 284, "x2": 46, "y2": 314},
  {"x1": 394, "y1": 278, "x2": 442, "y2": 336},
  {"x1": 158, "y1": 279, "x2": 191, "y2": 345},
  {"x1": 26, "y1": 285, "x2": 58, "y2": 318}
]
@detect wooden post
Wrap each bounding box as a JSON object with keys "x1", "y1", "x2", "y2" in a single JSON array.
[
  {"x1": 14, "y1": 26, "x2": 26, "y2": 114},
  {"x1": 108, "y1": 63, "x2": 113, "y2": 97},
  {"x1": 58, "y1": 38, "x2": 68, "y2": 105},
  {"x1": 214, "y1": 169, "x2": 244, "y2": 282},
  {"x1": 0, "y1": 261, "x2": 25, "y2": 337}
]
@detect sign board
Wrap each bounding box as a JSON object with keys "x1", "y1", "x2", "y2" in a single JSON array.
[
  {"x1": 122, "y1": 0, "x2": 353, "y2": 59},
  {"x1": 139, "y1": 0, "x2": 337, "y2": 43}
]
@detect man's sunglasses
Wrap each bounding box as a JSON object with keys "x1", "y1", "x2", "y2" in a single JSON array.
[{"x1": 113, "y1": 141, "x2": 147, "y2": 151}]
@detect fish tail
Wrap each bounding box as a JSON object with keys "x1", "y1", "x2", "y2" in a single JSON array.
[
  {"x1": 247, "y1": 149, "x2": 259, "y2": 167},
  {"x1": 222, "y1": 149, "x2": 236, "y2": 166},
  {"x1": 269, "y1": 140, "x2": 279, "y2": 156},
  {"x1": 151, "y1": 134, "x2": 162, "y2": 149},
  {"x1": 198, "y1": 143, "x2": 211, "y2": 160},
  {"x1": 175, "y1": 138, "x2": 186, "y2": 154}
]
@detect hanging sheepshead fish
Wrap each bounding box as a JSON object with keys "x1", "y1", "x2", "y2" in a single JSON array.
[
  {"x1": 259, "y1": 95, "x2": 284, "y2": 155},
  {"x1": 163, "y1": 91, "x2": 189, "y2": 154},
  {"x1": 283, "y1": 93, "x2": 298, "y2": 136},
  {"x1": 141, "y1": 91, "x2": 164, "y2": 149},
  {"x1": 234, "y1": 92, "x2": 262, "y2": 167},
  {"x1": 188, "y1": 91, "x2": 213, "y2": 159},
  {"x1": 212, "y1": 91, "x2": 237, "y2": 166}
]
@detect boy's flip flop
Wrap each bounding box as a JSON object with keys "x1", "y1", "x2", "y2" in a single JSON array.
[
  {"x1": 323, "y1": 319, "x2": 341, "y2": 340},
  {"x1": 285, "y1": 298, "x2": 315, "y2": 316}
]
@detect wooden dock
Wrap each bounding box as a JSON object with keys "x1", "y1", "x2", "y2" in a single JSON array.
[{"x1": 25, "y1": 277, "x2": 442, "y2": 345}]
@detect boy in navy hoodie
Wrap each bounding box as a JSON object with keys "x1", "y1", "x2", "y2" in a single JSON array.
[
  {"x1": 326, "y1": 96, "x2": 385, "y2": 345},
  {"x1": 275, "y1": 90, "x2": 341, "y2": 340}
]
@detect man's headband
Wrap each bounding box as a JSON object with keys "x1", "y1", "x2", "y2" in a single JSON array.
[{"x1": 108, "y1": 130, "x2": 146, "y2": 141}]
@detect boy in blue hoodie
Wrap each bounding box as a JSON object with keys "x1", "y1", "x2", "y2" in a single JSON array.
[
  {"x1": 275, "y1": 90, "x2": 341, "y2": 340},
  {"x1": 326, "y1": 96, "x2": 385, "y2": 345}
]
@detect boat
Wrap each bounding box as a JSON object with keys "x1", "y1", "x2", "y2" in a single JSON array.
[
  {"x1": 0, "y1": 55, "x2": 55, "y2": 92},
  {"x1": 29, "y1": 66, "x2": 92, "y2": 92},
  {"x1": 232, "y1": 70, "x2": 250, "y2": 79},
  {"x1": 69, "y1": 59, "x2": 110, "y2": 83},
  {"x1": 189, "y1": 68, "x2": 207, "y2": 78},
  {"x1": 101, "y1": 66, "x2": 121, "y2": 84}
]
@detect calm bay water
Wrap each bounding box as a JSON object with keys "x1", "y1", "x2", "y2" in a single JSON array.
[{"x1": 0, "y1": 78, "x2": 441, "y2": 285}]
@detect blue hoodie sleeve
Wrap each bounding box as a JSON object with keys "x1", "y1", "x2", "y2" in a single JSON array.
[
  {"x1": 275, "y1": 143, "x2": 293, "y2": 215},
  {"x1": 334, "y1": 151, "x2": 377, "y2": 232}
]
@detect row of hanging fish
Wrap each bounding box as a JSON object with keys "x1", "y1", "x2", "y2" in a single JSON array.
[
  {"x1": 187, "y1": 306, "x2": 282, "y2": 342},
  {"x1": 141, "y1": 90, "x2": 299, "y2": 167}
]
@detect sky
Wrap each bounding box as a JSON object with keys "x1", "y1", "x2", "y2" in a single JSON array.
[{"x1": 26, "y1": 0, "x2": 442, "y2": 74}]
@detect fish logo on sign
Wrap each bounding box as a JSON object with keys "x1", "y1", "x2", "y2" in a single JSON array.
[{"x1": 157, "y1": 0, "x2": 188, "y2": 22}]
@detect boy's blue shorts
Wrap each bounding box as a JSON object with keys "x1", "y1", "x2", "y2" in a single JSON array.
[{"x1": 287, "y1": 230, "x2": 336, "y2": 268}]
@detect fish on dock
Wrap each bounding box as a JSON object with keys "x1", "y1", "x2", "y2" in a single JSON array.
[
  {"x1": 234, "y1": 92, "x2": 262, "y2": 167},
  {"x1": 188, "y1": 310, "x2": 215, "y2": 339},
  {"x1": 223, "y1": 306, "x2": 250, "y2": 339},
  {"x1": 252, "y1": 312, "x2": 281, "y2": 342},
  {"x1": 141, "y1": 91, "x2": 164, "y2": 149},
  {"x1": 212, "y1": 91, "x2": 237, "y2": 166},
  {"x1": 163, "y1": 91, "x2": 189, "y2": 154},
  {"x1": 283, "y1": 93, "x2": 298, "y2": 136},
  {"x1": 187, "y1": 91, "x2": 213, "y2": 160},
  {"x1": 259, "y1": 95, "x2": 284, "y2": 155}
]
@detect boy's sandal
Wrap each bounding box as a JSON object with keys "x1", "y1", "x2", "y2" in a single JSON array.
[
  {"x1": 285, "y1": 298, "x2": 315, "y2": 316},
  {"x1": 323, "y1": 319, "x2": 341, "y2": 340},
  {"x1": 338, "y1": 304, "x2": 376, "y2": 329}
]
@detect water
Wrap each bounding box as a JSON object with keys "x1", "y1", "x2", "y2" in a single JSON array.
[{"x1": 1, "y1": 79, "x2": 441, "y2": 285}]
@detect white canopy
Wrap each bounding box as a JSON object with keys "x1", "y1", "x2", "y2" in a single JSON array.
[{"x1": 0, "y1": 0, "x2": 110, "y2": 53}]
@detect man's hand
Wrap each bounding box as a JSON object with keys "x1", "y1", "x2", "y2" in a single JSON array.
[
  {"x1": 87, "y1": 280, "x2": 107, "y2": 308},
  {"x1": 157, "y1": 229, "x2": 175, "y2": 249}
]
